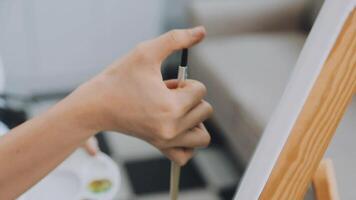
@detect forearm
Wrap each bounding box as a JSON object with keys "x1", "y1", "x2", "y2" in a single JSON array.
[{"x1": 0, "y1": 96, "x2": 97, "y2": 199}]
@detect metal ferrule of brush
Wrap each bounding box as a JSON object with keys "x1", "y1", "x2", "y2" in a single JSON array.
[{"x1": 177, "y1": 66, "x2": 188, "y2": 87}]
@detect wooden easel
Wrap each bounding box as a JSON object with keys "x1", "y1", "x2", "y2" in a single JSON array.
[
  {"x1": 260, "y1": 7, "x2": 355, "y2": 200},
  {"x1": 234, "y1": 1, "x2": 355, "y2": 199},
  {"x1": 313, "y1": 159, "x2": 340, "y2": 200}
]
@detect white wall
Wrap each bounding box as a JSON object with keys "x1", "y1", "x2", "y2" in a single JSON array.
[{"x1": 0, "y1": 0, "x2": 163, "y2": 95}]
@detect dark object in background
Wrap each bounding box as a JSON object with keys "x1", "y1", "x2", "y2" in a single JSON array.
[
  {"x1": 125, "y1": 157, "x2": 206, "y2": 195},
  {"x1": 95, "y1": 132, "x2": 111, "y2": 156},
  {"x1": 0, "y1": 108, "x2": 27, "y2": 129},
  {"x1": 219, "y1": 184, "x2": 239, "y2": 200},
  {"x1": 204, "y1": 119, "x2": 225, "y2": 147}
]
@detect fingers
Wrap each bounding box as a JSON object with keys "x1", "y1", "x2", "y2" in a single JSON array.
[
  {"x1": 160, "y1": 79, "x2": 211, "y2": 168},
  {"x1": 164, "y1": 79, "x2": 212, "y2": 133},
  {"x1": 148, "y1": 26, "x2": 206, "y2": 61},
  {"x1": 82, "y1": 137, "x2": 99, "y2": 156},
  {"x1": 164, "y1": 79, "x2": 178, "y2": 89},
  {"x1": 162, "y1": 148, "x2": 194, "y2": 166},
  {"x1": 168, "y1": 124, "x2": 211, "y2": 148},
  {"x1": 179, "y1": 101, "x2": 213, "y2": 132},
  {"x1": 158, "y1": 124, "x2": 211, "y2": 166},
  {"x1": 173, "y1": 79, "x2": 207, "y2": 113}
]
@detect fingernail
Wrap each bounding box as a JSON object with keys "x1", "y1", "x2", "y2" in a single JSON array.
[{"x1": 191, "y1": 26, "x2": 206, "y2": 37}]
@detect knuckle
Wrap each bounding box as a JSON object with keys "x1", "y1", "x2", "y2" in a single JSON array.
[
  {"x1": 154, "y1": 102, "x2": 183, "y2": 141},
  {"x1": 192, "y1": 80, "x2": 207, "y2": 95},
  {"x1": 204, "y1": 101, "x2": 214, "y2": 116},
  {"x1": 162, "y1": 98, "x2": 185, "y2": 118},
  {"x1": 170, "y1": 104, "x2": 184, "y2": 119},
  {"x1": 158, "y1": 102, "x2": 172, "y2": 115},
  {"x1": 157, "y1": 123, "x2": 177, "y2": 141}
]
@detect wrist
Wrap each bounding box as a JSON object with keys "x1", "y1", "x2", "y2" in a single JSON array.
[{"x1": 48, "y1": 92, "x2": 102, "y2": 136}]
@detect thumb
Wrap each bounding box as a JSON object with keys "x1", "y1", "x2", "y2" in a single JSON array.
[{"x1": 148, "y1": 26, "x2": 206, "y2": 61}]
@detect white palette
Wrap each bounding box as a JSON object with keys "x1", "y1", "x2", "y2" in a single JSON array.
[{"x1": 20, "y1": 149, "x2": 120, "y2": 200}]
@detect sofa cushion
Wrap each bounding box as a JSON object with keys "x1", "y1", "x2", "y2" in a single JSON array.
[
  {"x1": 190, "y1": 32, "x2": 306, "y2": 164},
  {"x1": 188, "y1": 0, "x2": 308, "y2": 36}
]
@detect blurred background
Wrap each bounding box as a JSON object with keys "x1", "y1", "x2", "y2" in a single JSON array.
[{"x1": 0, "y1": 0, "x2": 355, "y2": 199}]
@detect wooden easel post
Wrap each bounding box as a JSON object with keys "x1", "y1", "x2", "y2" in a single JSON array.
[
  {"x1": 259, "y1": 9, "x2": 356, "y2": 200},
  {"x1": 313, "y1": 159, "x2": 340, "y2": 200}
]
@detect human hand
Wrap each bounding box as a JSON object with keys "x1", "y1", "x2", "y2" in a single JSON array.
[
  {"x1": 66, "y1": 26, "x2": 212, "y2": 166},
  {"x1": 81, "y1": 136, "x2": 99, "y2": 156}
]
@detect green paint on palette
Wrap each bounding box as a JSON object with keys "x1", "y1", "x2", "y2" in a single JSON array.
[{"x1": 88, "y1": 179, "x2": 112, "y2": 193}]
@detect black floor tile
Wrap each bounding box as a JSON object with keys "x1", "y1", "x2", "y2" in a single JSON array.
[
  {"x1": 125, "y1": 157, "x2": 206, "y2": 195},
  {"x1": 219, "y1": 184, "x2": 238, "y2": 200}
]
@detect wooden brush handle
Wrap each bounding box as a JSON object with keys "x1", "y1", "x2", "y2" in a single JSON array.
[{"x1": 170, "y1": 162, "x2": 181, "y2": 200}]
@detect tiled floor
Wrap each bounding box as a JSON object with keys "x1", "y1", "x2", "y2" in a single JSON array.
[
  {"x1": 106, "y1": 132, "x2": 239, "y2": 200},
  {"x1": 27, "y1": 99, "x2": 241, "y2": 200}
]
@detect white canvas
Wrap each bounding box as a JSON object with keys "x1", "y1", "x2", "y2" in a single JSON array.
[{"x1": 234, "y1": 0, "x2": 356, "y2": 199}]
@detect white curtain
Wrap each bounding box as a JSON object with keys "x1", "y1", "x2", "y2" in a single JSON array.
[{"x1": 0, "y1": 0, "x2": 164, "y2": 96}]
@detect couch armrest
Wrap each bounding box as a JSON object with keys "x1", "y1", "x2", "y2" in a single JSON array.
[{"x1": 187, "y1": 0, "x2": 308, "y2": 37}]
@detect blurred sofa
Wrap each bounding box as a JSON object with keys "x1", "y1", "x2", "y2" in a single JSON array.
[
  {"x1": 187, "y1": 0, "x2": 320, "y2": 165},
  {"x1": 187, "y1": 0, "x2": 356, "y2": 198}
]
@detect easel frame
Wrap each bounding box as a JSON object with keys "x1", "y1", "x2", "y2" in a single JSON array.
[{"x1": 235, "y1": 0, "x2": 355, "y2": 199}]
